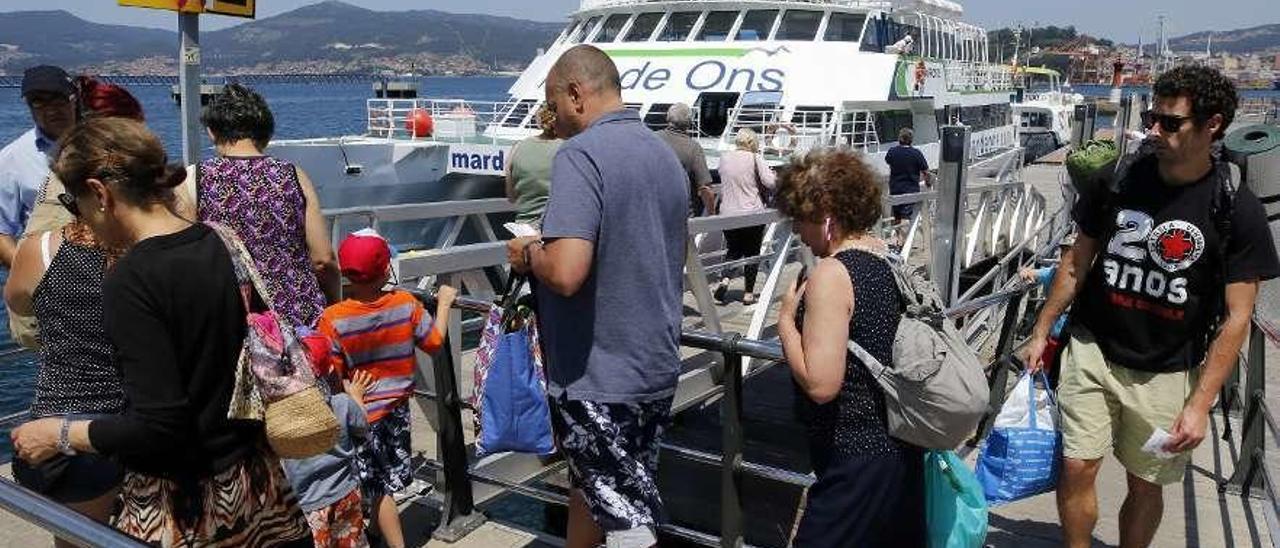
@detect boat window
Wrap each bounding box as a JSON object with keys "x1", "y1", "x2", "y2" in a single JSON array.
[
  {"x1": 569, "y1": 16, "x2": 600, "y2": 43},
  {"x1": 736, "y1": 10, "x2": 778, "y2": 41},
  {"x1": 624, "y1": 13, "x2": 664, "y2": 42},
  {"x1": 791, "y1": 106, "x2": 835, "y2": 128},
  {"x1": 697, "y1": 11, "x2": 738, "y2": 42},
  {"x1": 695, "y1": 92, "x2": 739, "y2": 137},
  {"x1": 776, "y1": 10, "x2": 822, "y2": 41},
  {"x1": 592, "y1": 14, "x2": 630, "y2": 43},
  {"x1": 643, "y1": 103, "x2": 675, "y2": 130},
  {"x1": 502, "y1": 99, "x2": 538, "y2": 128},
  {"x1": 874, "y1": 110, "x2": 914, "y2": 145},
  {"x1": 658, "y1": 12, "x2": 701, "y2": 42},
  {"x1": 824, "y1": 13, "x2": 867, "y2": 42},
  {"x1": 557, "y1": 21, "x2": 578, "y2": 44}
]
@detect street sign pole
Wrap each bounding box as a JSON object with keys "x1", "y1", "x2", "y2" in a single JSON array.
[{"x1": 178, "y1": 11, "x2": 202, "y2": 167}]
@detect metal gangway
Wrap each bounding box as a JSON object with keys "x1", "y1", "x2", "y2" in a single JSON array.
[{"x1": 0, "y1": 125, "x2": 1275, "y2": 548}]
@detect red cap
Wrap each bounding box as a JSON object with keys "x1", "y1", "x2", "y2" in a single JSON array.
[{"x1": 338, "y1": 234, "x2": 391, "y2": 284}]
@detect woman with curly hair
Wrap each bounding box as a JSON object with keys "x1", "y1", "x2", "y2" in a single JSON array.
[
  {"x1": 505, "y1": 104, "x2": 562, "y2": 230},
  {"x1": 776, "y1": 148, "x2": 924, "y2": 547}
]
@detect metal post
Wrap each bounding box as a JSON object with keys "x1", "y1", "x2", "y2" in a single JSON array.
[
  {"x1": 970, "y1": 292, "x2": 1028, "y2": 445},
  {"x1": 1224, "y1": 322, "x2": 1267, "y2": 496},
  {"x1": 178, "y1": 13, "x2": 203, "y2": 168},
  {"x1": 1071, "y1": 104, "x2": 1087, "y2": 149},
  {"x1": 720, "y1": 339, "x2": 745, "y2": 548},
  {"x1": 932, "y1": 126, "x2": 970, "y2": 307},
  {"x1": 429, "y1": 291, "x2": 487, "y2": 541},
  {"x1": 1115, "y1": 94, "x2": 1135, "y2": 155},
  {"x1": 1084, "y1": 103, "x2": 1098, "y2": 142}
]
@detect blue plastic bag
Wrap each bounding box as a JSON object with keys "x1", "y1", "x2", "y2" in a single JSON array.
[
  {"x1": 472, "y1": 304, "x2": 555, "y2": 457},
  {"x1": 976, "y1": 371, "x2": 1062, "y2": 505},
  {"x1": 925, "y1": 450, "x2": 988, "y2": 548}
]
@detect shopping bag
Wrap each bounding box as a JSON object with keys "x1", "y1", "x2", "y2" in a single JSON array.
[
  {"x1": 925, "y1": 450, "x2": 988, "y2": 548},
  {"x1": 975, "y1": 371, "x2": 1062, "y2": 505},
  {"x1": 471, "y1": 276, "x2": 554, "y2": 457}
]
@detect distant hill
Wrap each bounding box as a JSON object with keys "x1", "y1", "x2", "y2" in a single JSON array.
[
  {"x1": 1167, "y1": 23, "x2": 1280, "y2": 54},
  {"x1": 0, "y1": 0, "x2": 564, "y2": 75}
]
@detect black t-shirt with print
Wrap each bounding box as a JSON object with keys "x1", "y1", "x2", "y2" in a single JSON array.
[{"x1": 1072, "y1": 156, "x2": 1280, "y2": 372}]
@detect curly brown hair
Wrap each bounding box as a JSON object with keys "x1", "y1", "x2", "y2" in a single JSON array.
[
  {"x1": 1153, "y1": 65, "x2": 1237, "y2": 140},
  {"x1": 775, "y1": 148, "x2": 882, "y2": 233}
]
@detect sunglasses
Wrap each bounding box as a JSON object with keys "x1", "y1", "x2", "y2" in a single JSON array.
[
  {"x1": 57, "y1": 193, "x2": 81, "y2": 218},
  {"x1": 25, "y1": 94, "x2": 72, "y2": 109},
  {"x1": 1141, "y1": 110, "x2": 1194, "y2": 133}
]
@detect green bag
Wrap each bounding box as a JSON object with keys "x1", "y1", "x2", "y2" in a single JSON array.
[
  {"x1": 1064, "y1": 139, "x2": 1119, "y2": 195},
  {"x1": 926, "y1": 450, "x2": 989, "y2": 548}
]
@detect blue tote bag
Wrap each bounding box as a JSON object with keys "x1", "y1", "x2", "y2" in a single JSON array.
[
  {"x1": 975, "y1": 371, "x2": 1062, "y2": 505},
  {"x1": 471, "y1": 277, "x2": 555, "y2": 457},
  {"x1": 925, "y1": 450, "x2": 988, "y2": 548}
]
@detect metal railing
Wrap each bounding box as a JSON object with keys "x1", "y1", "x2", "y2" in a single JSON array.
[
  {"x1": 0, "y1": 479, "x2": 146, "y2": 547},
  {"x1": 1219, "y1": 316, "x2": 1280, "y2": 515},
  {"x1": 365, "y1": 99, "x2": 532, "y2": 144}
]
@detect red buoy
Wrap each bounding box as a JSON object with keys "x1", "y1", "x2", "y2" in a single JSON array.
[{"x1": 406, "y1": 108, "x2": 434, "y2": 138}]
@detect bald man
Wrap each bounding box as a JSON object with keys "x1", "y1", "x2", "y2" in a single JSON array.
[{"x1": 508, "y1": 45, "x2": 688, "y2": 548}]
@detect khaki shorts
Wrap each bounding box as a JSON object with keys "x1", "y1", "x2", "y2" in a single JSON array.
[{"x1": 1058, "y1": 328, "x2": 1199, "y2": 485}]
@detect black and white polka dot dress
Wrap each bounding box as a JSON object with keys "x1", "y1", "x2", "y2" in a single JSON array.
[
  {"x1": 29, "y1": 229, "x2": 124, "y2": 418},
  {"x1": 796, "y1": 249, "x2": 906, "y2": 458}
]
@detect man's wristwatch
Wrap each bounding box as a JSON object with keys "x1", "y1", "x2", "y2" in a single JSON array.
[
  {"x1": 57, "y1": 418, "x2": 75, "y2": 456},
  {"x1": 521, "y1": 240, "x2": 543, "y2": 269}
]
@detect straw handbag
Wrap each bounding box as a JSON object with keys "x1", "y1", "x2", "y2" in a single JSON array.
[{"x1": 210, "y1": 223, "x2": 339, "y2": 459}]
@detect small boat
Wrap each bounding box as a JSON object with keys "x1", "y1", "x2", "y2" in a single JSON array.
[{"x1": 1011, "y1": 66, "x2": 1082, "y2": 159}]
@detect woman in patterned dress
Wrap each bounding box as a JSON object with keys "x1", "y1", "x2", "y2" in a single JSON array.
[
  {"x1": 12, "y1": 118, "x2": 311, "y2": 548},
  {"x1": 197, "y1": 83, "x2": 340, "y2": 329}
]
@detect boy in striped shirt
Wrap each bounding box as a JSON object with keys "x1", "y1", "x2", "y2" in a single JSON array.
[{"x1": 318, "y1": 233, "x2": 457, "y2": 548}]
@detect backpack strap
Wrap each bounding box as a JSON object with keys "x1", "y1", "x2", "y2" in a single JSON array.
[{"x1": 847, "y1": 340, "x2": 891, "y2": 380}]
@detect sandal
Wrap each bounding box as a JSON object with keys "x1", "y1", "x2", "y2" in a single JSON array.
[{"x1": 742, "y1": 293, "x2": 757, "y2": 305}]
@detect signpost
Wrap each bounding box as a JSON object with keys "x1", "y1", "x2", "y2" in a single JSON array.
[{"x1": 117, "y1": 1, "x2": 255, "y2": 166}]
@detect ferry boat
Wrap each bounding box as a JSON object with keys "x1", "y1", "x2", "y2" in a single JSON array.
[
  {"x1": 269, "y1": 0, "x2": 1018, "y2": 232},
  {"x1": 1011, "y1": 66, "x2": 1082, "y2": 157}
]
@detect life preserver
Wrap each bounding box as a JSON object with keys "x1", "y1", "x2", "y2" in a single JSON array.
[{"x1": 766, "y1": 122, "x2": 798, "y2": 152}]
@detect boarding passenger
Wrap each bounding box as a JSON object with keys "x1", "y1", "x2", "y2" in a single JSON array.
[
  {"x1": 505, "y1": 104, "x2": 562, "y2": 230},
  {"x1": 1022, "y1": 65, "x2": 1280, "y2": 548},
  {"x1": 317, "y1": 233, "x2": 457, "y2": 548},
  {"x1": 0, "y1": 66, "x2": 76, "y2": 268},
  {"x1": 884, "y1": 127, "x2": 931, "y2": 234},
  {"x1": 506, "y1": 45, "x2": 688, "y2": 548},
  {"x1": 655, "y1": 103, "x2": 715, "y2": 216},
  {"x1": 777, "y1": 148, "x2": 926, "y2": 548},
  {"x1": 11, "y1": 117, "x2": 312, "y2": 547},
  {"x1": 199, "y1": 83, "x2": 341, "y2": 328},
  {"x1": 711, "y1": 128, "x2": 776, "y2": 305},
  {"x1": 283, "y1": 333, "x2": 376, "y2": 548}
]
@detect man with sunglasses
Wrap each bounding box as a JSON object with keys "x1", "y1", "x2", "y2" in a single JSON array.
[
  {"x1": 0, "y1": 65, "x2": 76, "y2": 268},
  {"x1": 1023, "y1": 65, "x2": 1279, "y2": 547}
]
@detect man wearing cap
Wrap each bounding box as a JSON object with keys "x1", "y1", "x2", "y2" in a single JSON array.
[{"x1": 0, "y1": 66, "x2": 77, "y2": 268}]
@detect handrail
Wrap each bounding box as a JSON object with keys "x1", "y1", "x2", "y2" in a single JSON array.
[{"x1": 0, "y1": 478, "x2": 147, "y2": 547}]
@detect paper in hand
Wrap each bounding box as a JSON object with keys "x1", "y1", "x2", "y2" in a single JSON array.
[
  {"x1": 504, "y1": 222, "x2": 540, "y2": 238},
  {"x1": 1141, "y1": 428, "x2": 1178, "y2": 460}
]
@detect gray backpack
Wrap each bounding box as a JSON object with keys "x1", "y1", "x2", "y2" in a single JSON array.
[{"x1": 848, "y1": 255, "x2": 990, "y2": 450}]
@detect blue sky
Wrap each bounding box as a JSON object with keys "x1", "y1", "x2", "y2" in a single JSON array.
[{"x1": 0, "y1": 0, "x2": 1275, "y2": 43}]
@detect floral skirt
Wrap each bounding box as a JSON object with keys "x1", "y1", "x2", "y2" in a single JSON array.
[{"x1": 113, "y1": 452, "x2": 310, "y2": 548}]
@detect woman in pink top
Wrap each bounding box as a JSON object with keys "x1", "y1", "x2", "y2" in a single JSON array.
[{"x1": 712, "y1": 128, "x2": 776, "y2": 305}]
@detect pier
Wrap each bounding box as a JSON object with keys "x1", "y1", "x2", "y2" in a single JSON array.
[{"x1": 0, "y1": 113, "x2": 1272, "y2": 547}]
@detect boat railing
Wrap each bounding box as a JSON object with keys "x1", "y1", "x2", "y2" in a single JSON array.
[
  {"x1": 711, "y1": 106, "x2": 882, "y2": 157},
  {"x1": 365, "y1": 98, "x2": 534, "y2": 144},
  {"x1": 1236, "y1": 98, "x2": 1280, "y2": 125},
  {"x1": 946, "y1": 61, "x2": 1014, "y2": 93}
]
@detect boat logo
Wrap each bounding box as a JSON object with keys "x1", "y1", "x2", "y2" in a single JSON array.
[
  {"x1": 744, "y1": 46, "x2": 792, "y2": 57},
  {"x1": 1147, "y1": 220, "x2": 1204, "y2": 272}
]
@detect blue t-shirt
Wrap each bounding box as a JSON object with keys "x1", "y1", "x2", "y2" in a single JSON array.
[
  {"x1": 884, "y1": 144, "x2": 929, "y2": 195},
  {"x1": 0, "y1": 128, "x2": 56, "y2": 237},
  {"x1": 537, "y1": 109, "x2": 688, "y2": 403},
  {"x1": 281, "y1": 394, "x2": 368, "y2": 512}
]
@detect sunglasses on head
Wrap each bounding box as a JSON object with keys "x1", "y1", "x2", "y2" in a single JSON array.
[
  {"x1": 57, "y1": 193, "x2": 80, "y2": 218},
  {"x1": 1141, "y1": 110, "x2": 1194, "y2": 133}
]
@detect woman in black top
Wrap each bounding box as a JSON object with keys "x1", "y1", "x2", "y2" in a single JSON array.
[
  {"x1": 775, "y1": 149, "x2": 925, "y2": 547},
  {"x1": 11, "y1": 117, "x2": 310, "y2": 547}
]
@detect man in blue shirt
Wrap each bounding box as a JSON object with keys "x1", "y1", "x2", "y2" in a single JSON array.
[
  {"x1": 507, "y1": 45, "x2": 687, "y2": 548},
  {"x1": 884, "y1": 127, "x2": 931, "y2": 227},
  {"x1": 0, "y1": 66, "x2": 76, "y2": 267}
]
